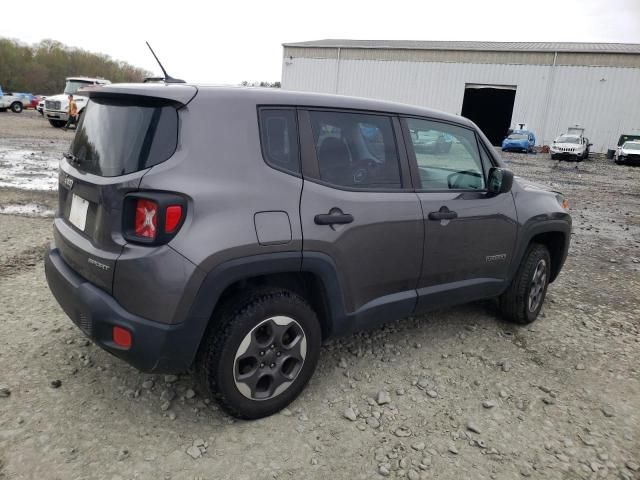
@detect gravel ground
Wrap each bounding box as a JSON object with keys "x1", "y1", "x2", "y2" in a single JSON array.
[{"x1": 1, "y1": 111, "x2": 639, "y2": 480}]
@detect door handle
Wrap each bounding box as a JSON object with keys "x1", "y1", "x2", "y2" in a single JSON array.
[
  {"x1": 428, "y1": 206, "x2": 458, "y2": 221},
  {"x1": 314, "y1": 210, "x2": 354, "y2": 225}
]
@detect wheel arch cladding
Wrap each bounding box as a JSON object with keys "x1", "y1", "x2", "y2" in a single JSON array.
[
  {"x1": 186, "y1": 252, "x2": 345, "y2": 368},
  {"x1": 509, "y1": 218, "x2": 570, "y2": 285},
  {"x1": 529, "y1": 230, "x2": 567, "y2": 283}
]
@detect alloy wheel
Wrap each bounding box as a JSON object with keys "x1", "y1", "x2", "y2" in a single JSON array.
[
  {"x1": 528, "y1": 259, "x2": 547, "y2": 312},
  {"x1": 233, "y1": 316, "x2": 307, "y2": 401}
]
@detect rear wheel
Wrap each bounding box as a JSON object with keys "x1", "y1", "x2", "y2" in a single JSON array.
[
  {"x1": 49, "y1": 119, "x2": 66, "y2": 128},
  {"x1": 197, "y1": 289, "x2": 321, "y2": 419},
  {"x1": 499, "y1": 244, "x2": 551, "y2": 324},
  {"x1": 10, "y1": 102, "x2": 22, "y2": 113}
]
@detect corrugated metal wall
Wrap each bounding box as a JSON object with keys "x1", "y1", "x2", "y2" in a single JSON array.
[{"x1": 282, "y1": 56, "x2": 640, "y2": 152}]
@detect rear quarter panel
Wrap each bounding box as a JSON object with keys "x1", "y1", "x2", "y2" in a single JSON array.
[{"x1": 138, "y1": 91, "x2": 304, "y2": 275}]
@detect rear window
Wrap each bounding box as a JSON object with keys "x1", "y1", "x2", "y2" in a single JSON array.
[{"x1": 70, "y1": 97, "x2": 178, "y2": 177}]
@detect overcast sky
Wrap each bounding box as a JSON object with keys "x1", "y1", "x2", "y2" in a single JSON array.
[{"x1": 5, "y1": 0, "x2": 640, "y2": 84}]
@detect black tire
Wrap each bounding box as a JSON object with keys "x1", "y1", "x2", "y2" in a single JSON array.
[
  {"x1": 551, "y1": 154, "x2": 558, "y2": 160},
  {"x1": 49, "y1": 119, "x2": 66, "y2": 128},
  {"x1": 197, "y1": 289, "x2": 321, "y2": 419},
  {"x1": 499, "y1": 243, "x2": 551, "y2": 324},
  {"x1": 10, "y1": 102, "x2": 23, "y2": 113}
]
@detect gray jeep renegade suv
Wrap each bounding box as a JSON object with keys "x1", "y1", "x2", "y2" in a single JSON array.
[{"x1": 45, "y1": 83, "x2": 571, "y2": 419}]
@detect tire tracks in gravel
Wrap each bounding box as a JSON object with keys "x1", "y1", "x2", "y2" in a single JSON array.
[{"x1": 0, "y1": 242, "x2": 49, "y2": 278}]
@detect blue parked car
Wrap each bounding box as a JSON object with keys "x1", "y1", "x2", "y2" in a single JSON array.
[{"x1": 502, "y1": 130, "x2": 536, "y2": 153}]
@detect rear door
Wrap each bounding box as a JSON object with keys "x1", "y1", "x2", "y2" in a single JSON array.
[
  {"x1": 55, "y1": 94, "x2": 185, "y2": 293},
  {"x1": 401, "y1": 117, "x2": 518, "y2": 312},
  {"x1": 298, "y1": 109, "x2": 423, "y2": 320}
]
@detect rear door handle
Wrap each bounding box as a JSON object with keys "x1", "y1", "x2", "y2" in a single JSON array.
[
  {"x1": 314, "y1": 210, "x2": 354, "y2": 225},
  {"x1": 428, "y1": 206, "x2": 458, "y2": 221}
]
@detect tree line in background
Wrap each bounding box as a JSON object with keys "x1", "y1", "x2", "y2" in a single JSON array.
[
  {"x1": 0, "y1": 38, "x2": 151, "y2": 94},
  {"x1": 240, "y1": 81, "x2": 281, "y2": 88}
]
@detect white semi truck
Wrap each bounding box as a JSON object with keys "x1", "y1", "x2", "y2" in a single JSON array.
[{"x1": 44, "y1": 76, "x2": 110, "y2": 127}]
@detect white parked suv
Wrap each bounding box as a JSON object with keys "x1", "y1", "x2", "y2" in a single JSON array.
[
  {"x1": 614, "y1": 140, "x2": 640, "y2": 165},
  {"x1": 44, "y1": 77, "x2": 110, "y2": 127},
  {"x1": 550, "y1": 127, "x2": 591, "y2": 162}
]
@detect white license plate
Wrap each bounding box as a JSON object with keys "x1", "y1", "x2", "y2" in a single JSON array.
[{"x1": 69, "y1": 194, "x2": 89, "y2": 231}]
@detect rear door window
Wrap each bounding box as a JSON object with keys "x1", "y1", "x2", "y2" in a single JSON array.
[
  {"x1": 70, "y1": 97, "x2": 178, "y2": 177},
  {"x1": 308, "y1": 111, "x2": 401, "y2": 189}
]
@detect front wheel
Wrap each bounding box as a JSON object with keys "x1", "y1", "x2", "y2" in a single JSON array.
[
  {"x1": 499, "y1": 244, "x2": 551, "y2": 324},
  {"x1": 197, "y1": 289, "x2": 321, "y2": 419},
  {"x1": 10, "y1": 102, "x2": 23, "y2": 113},
  {"x1": 48, "y1": 119, "x2": 66, "y2": 128}
]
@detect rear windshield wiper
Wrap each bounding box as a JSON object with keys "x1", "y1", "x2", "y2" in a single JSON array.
[{"x1": 63, "y1": 152, "x2": 82, "y2": 165}]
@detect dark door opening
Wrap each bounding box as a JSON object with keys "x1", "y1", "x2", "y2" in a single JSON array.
[{"x1": 461, "y1": 86, "x2": 516, "y2": 146}]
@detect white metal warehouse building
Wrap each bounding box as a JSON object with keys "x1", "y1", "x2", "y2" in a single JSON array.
[{"x1": 281, "y1": 40, "x2": 640, "y2": 152}]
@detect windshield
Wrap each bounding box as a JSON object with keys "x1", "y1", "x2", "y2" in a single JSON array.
[
  {"x1": 70, "y1": 97, "x2": 178, "y2": 177},
  {"x1": 64, "y1": 80, "x2": 94, "y2": 95},
  {"x1": 507, "y1": 134, "x2": 528, "y2": 140},
  {"x1": 622, "y1": 142, "x2": 640, "y2": 151},
  {"x1": 556, "y1": 135, "x2": 581, "y2": 144},
  {"x1": 618, "y1": 135, "x2": 640, "y2": 146}
]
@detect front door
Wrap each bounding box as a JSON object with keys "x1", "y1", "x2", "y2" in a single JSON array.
[
  {"x1": 298, "y1": 109, "x2": 423, "y2": 326},
  {"x1": 402, "y1": 117, "x2": 518, "y2": 313}
]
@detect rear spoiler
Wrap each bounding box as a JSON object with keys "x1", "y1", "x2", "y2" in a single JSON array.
[{"x1": 80, "y1": 83, "x2": 198, "y2": 106}]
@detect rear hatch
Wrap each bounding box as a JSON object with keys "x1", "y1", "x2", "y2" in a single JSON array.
[{"x1": 55, "y1": 84, "x2": 196, "y2": 293}]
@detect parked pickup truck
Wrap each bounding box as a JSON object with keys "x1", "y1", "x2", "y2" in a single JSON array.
[{"x1": 0, "y1": 87, "x2": 26, "y2": 113}]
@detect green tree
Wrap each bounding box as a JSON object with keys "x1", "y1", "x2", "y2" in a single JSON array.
[{"x1": 0, "y1": 38, "x2": 151, "y2": 94}]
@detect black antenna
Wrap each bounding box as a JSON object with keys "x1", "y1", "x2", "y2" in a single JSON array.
[{"x1": 144, "y1": 41, "x2": 185, "y2": 84}]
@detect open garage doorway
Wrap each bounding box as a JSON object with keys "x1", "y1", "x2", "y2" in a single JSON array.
[{"x1": 461, "y1": 84, "x2": 516, "y2": 146}]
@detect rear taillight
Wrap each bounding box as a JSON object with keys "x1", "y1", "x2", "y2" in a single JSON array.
[
  {"x1": 124, "y1": 192, "x2": 187, "y2": 245},
  {"x1": 165, "y1": 205, "x2": 183, "y2": 233},
  {"x1": 135, "y1": 199, "x2": 158, "y2": 239}
]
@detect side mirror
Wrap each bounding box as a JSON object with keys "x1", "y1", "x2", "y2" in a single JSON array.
[{"x1": 488, "y1": 167, "x2": 514, "y2": 195}]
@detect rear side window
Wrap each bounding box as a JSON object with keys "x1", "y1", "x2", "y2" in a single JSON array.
[
  {"x1": 309, "y1": 111, "x2": 401, "y2": 189},
  {"x1": 259, "y1": 109, "x2": 300, "y2": 174},
  {"x1": 70, "y1": 97, "x2": 178, "y2": 177}
]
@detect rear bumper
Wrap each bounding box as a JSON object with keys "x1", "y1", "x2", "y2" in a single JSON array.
[{"x1": 44, "y1": 247, "x2": 197, "y2": 373}]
